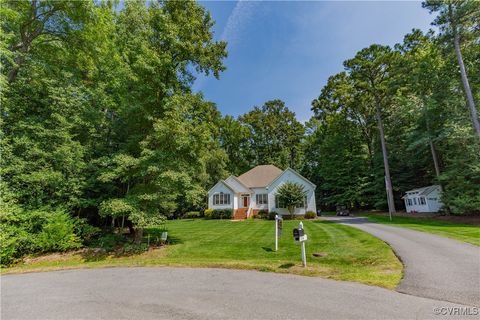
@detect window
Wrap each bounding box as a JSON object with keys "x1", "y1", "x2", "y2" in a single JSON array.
[
  {"x1": 275, "y1": 196, "x2": 286, "y2": 209},
  {"x1": 407, "y1": 198, "x2": 412, "y2": 206},
  {"x1": 256, "y1": 194, "x2": 268, "y2": 205},
  {"x1": 275, "y1": 195, "x2": 307, "y2": 208},
  {"x1": 300, "y1": 196, "x2": 308, "y2": 208},
  {"x1": 413, "y1": 198, "x2": 417, "y2": 205},
  {"x1": 419, "y1": 197, "x2": 426, "y2": 205},
  {"x1": 213, "y1": 192, "x2": 230, "y2": 205}
]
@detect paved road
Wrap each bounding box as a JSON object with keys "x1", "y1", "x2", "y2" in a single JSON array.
[
  {"x1": 1, "y1": 267, "x2": 472, "y2": 320},
  {"x1": 323, "y1": 216, "x2": 480, "y2": 307}
]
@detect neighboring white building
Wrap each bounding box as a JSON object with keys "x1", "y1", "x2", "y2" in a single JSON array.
[
  {"x1": 207, "y1": 165, "x2": 316, "y2": 219},
  {"x1": 403, "y1": 185, "x2": 443, "y2": 213}
]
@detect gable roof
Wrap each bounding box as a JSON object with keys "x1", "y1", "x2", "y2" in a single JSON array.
[
  {"x1": 224, "y1": 175, "x2": 251, "y2": 193},
  {"x1": 405, "y1": 185, "x2": 440, "y2": 196},
  {"x1": 236, "y1": 165, "x2": 283, "y2": 188},
  {"x1": 207, "y1": 180, "x2": 235, "y2": 194},
  {"x1": 267, "y1": 167, "x2": 316, "y2": 189}
]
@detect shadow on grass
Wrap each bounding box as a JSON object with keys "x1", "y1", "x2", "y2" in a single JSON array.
[
  {"x1": 278, "y1": 263, "x2": 295, "y2": 269},
  {"x1": 262, "y1": 247, "x2": 274, "y2": 252}
]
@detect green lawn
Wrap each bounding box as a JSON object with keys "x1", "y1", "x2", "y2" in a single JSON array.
[
  {"x1": 3, "y1": 219, "x2": 402, "y2": 288},
  {"x1": 364, "y1": 214, "x2": 480, "y2": 246}
]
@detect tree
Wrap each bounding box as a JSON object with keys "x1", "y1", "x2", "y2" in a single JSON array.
[
  {"x1": 423, "y1": 0, "x2": 480, "y2": 138},
  {"x1": 218, "y1": 116, "x2": 251, "y2": 175},
  {"x1": 2, "y1": 0, "x2": 94, "y2": 83},
  {"x1": 344, "y1": 45, "x2": 398, "y2": 215},
  {"x1": 276, "y1": 182, "x2": 307, "y2": 219},
  {"x1": 239, "y1": 100, "x2": 305, "y2": 169}
]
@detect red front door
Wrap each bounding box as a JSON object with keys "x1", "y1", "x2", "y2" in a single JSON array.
[{"x1": 243, "y1": 196, "x2": 250, "y2": 207}]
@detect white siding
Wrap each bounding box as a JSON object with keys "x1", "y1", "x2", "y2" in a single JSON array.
[
  {"x1": 208, "y1": 182, "x2": 235, "y2": 209},
  {"x1": 404, "y1": 188, "x2": 442, "y2": 213},
  {"x1": 225, "y1": 176, "x2": 250, "y2": 193},
  {"x1": 250, "y1": 187, "x2": 269, "y2": 210},
  {"x1": 267, "y1": 169, "x2": 316, "y2": 216},
  {"x1": 426, "y1": 189, "x2": 442, "y2": 212}
]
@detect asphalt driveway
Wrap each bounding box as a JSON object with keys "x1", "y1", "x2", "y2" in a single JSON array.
[
  {"x1": 323, "y1": 216, "x2": 480, "y2": 307},
  {"x1": 0, "y1": 267, "x2": 472, "y2": 320}
]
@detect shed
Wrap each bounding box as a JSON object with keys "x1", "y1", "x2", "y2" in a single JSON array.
[{"x1": 402, "y1": 185, "x2": 443, "y2": 213}]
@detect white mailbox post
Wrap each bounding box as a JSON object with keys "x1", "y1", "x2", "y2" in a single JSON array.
[{"x1": 293, "y1": 221, "x2": 307, "y2": 267}]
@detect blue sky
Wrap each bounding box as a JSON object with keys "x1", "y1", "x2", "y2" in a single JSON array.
[{"x1": 193, "y1": 0, "x2": 436, "y2": 122}]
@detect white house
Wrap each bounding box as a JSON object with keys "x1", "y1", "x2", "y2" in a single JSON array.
[
  {"x1": 207, "y1": 165, "x2": 317, "y2": 219},
  {"x1": 403, "y1": 185, "x2": 443, "y2": 213}
]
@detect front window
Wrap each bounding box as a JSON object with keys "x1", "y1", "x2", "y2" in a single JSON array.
[
  {"x1": 419, "y1": 197, "x2": 426, "y2": 205},
  {"x1": 256, "y1": 194, "x2": 268, "y2": 205},
  {"x1": 275, "y1": 195, "x2": 286, "y2": 209},
  {"x1": 213, "y1": 192, "x2": 231, "y2": 205}
]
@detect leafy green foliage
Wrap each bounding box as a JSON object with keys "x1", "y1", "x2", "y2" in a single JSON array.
[
  {"x1": 0, "y1": 206, "x2": 82, "y2": 266},
  {"x1": 204, "y1": 209, "x2": 233, "y2": 220},
  {"x1": 276, "y1": 182, "x2": 307, "y2": 218},
  {"x1": 239, "y1": 100, "x2": 305, "y2": 169},
  {"x1": 304, "y1": 211, "x2": 316, "y2": 219}
]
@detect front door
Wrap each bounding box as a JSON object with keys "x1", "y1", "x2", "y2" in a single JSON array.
[{"x1": 242, "y1": 195, "x2": 250, "y2": 208}]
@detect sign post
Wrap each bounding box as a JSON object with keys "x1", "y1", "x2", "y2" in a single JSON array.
[
  {"x1": 293, "y1": 221, "x2": 307, "y2": 267},
  {"x1": 275, "y1": 215, "x2": 283, "y2": 251}
]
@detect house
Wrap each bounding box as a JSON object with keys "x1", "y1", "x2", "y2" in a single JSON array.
[
  {"x1": 207, "y1": 165, "x2": 316, "y2": 219},
  {"x1": 402, "y1": 185, "x2": 443, "y2": 213}
]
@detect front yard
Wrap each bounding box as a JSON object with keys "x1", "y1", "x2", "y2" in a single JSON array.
[{"x1": 3, "y1": 219, "x2": 402, "y2": 288}]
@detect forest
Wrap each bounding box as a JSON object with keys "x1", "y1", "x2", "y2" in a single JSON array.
[{"x1": 1, "y1": 0, "x2": 479, "y2": 265}]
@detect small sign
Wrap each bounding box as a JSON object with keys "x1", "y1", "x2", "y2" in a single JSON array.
[
  {"x1": 277, "y1": 217, "x2": 283, "y2": 237},
  {"x1": 299, "y1": 234, "x2": 308, "y2": 242}
]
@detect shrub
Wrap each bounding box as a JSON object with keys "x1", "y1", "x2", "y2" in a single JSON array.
[
  {"x1": 204, "y1": 208, "x2": 214, "y2": 219},
  {"x1": 73, "y1": 218, "x2": 101, "y2": 244},
  {"x1": 35, "y1": 212, "x2": 82, "y2": 252},
  {"x1": 122, "y1": 242, "x2": 148, "y2": 254},
  {"x1": 92, "y1": 233, "x2": 126, "y2": 252},
  {"x1": 184, "y1": 211, "x2": 201, "y2": 219},
  {"x1": 0, "y1": 207, "x2": 83, "y2": 266},
  {"x1": 268, "y1": 211, "x2": 278, "y2": 220},
  {"x1": 257, "y1": 210, "x2": 269, "y2": 219},
  {"x1": 205, "y1": 209, "x2": 233, "y2": 219},
  {"x1": 304, "y1": 211, "x2": 316, "y2": 219}
]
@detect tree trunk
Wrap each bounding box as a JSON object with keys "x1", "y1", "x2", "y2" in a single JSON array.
[
  {"x1": 374, "y1": 103, "x2": 396, "y2": 214},
  {"x1": 453, "y1": 26, "x2": 480, "y2": 138},
  {"x1": 429, "y1": 139, "x2": 441, "y2": 177},
  {"x1": 134, "y1": 228, "x2": 143, "y2": 244}
]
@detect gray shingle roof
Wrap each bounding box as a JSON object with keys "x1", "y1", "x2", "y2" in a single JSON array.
[{"x1": 405, "y1": 185, "x2": 440, "y2": 196}]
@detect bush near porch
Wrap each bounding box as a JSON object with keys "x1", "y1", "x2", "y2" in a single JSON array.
[{"x1": 204, "y1": 208, "x2": 233, "y2": 219}]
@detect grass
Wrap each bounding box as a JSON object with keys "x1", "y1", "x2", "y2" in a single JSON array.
[
  {"x1": 364, "y1": 214, "x2": 480, "y2": 246},
  {"x1": 3, "y1": 219, "x2": 402, "y2": 289}
]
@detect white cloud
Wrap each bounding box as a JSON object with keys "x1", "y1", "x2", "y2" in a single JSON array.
[{"x1": 221, "y1": 0, "x2": 262, "y2": 45}]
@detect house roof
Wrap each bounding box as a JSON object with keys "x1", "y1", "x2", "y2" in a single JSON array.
[
  {"x1": 207, "y1": 180, "x2": 235, "y2": 194},
  {"x1": 405, "y1": 185, "x2": 440, "y2": 196},
  {"x1": 267, "y1": 167, "x2": 316, "y2": 189},
  {"x1": 236, "y1": 165, "x2": 283, "y2": 188}
]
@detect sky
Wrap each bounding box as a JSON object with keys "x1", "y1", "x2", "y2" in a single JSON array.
[{"x1": 193, "y1": 0, "x2": 436, "y2": 122}]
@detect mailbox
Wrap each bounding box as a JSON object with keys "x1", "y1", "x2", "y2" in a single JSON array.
[{"x1": 293, "y1": 228, "x2": 304, "y2": 241}]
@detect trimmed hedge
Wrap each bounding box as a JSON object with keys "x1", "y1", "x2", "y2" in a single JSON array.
[
  {"x1": 304, "y1": 211, "x2": 316, "y2": 219},
  {"x1": 204, "y1": 208, "x2": 233, "y2": 220},
  {"x1": 184, "y1": 211, "x2": 202, "y2": 219}
]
